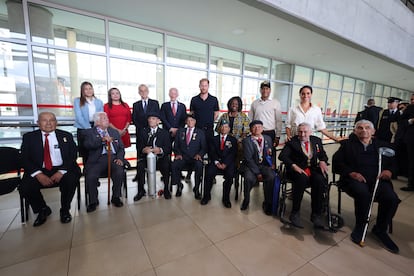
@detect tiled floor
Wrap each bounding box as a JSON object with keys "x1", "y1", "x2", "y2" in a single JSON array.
[{"x1": 1, "y1": 144, "x2": 414, "y2": 276}]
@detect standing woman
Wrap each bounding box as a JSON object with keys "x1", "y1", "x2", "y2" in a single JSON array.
[
  {"x1": 215, "y1": 96, "x2": 250, "y2": 141},
  {"x1": 104, "y1": 87, "x2": 132, "y2": 148},
  {"x1": 73, "y1": 81, "x2": 104, "y2": 163},
  {"x1": 286, "y1": 85, "x2": 340, "y2": 142}
]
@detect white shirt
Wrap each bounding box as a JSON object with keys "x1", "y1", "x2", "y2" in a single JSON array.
[
  {"x1": 86, "y1": 98, "x2": 96, "y2": 122},
  {"x1": 286, "y1": 104, "x2": 326, "y2": 136},
  {"x1": 31, "y1": 131, "x2": 64, "y2": 177},
  {"x1": 249, "y1": 98, "x2": 283, "y2": 137}
]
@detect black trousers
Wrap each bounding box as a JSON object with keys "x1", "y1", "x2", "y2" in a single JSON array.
[
  {"x1": 203, "y1": 162, "x2": 235, "y2": 200},
  {"x1": 171, "y1": 158, "x2": 203, "y2": 189},
  {"x1": 343, "y1": 178, "x2": 400, "y2": 232},
  {"x1": 243, "y1": 165, "x2": 275, "y2": 205},
  {"x1": 407, "y1": 141, "x2": 414, "y2": 187},
  {"x1": 136, "y1": 155, "x2": 170, "y2": 192},
  {"x1": 20, "y1": 168, "x2": 79, "y2": 213}
]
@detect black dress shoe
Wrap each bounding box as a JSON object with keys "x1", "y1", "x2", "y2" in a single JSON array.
[
  {"x1": 222, "y1": 200, "x2": 232, "y2": 208},
  {"x1": 262, "y1": 202, "x2": 272, "y2": 216},
  {"x1": 132, "y1": 175, "x2": 138, "y2": 182},
  {"x1": 193, "y1": 189, "x2": 201, "y2": 200},
  {"x1": 176, "y1": 183, "x2": 183, "y2": 197},
  {"x1": 372, "y1": 225, "x2": 399, "y2": 254},
  {"x1": 400, "y1": 186, "x2": 414, "y2": 191},
  {"x1": 111, "y1": 197, "x2": 124, "y2": 207},
  {"x1": 133, "y1": 191, "x2": 145, "y2": 201},
  {"x1": 60, "y1": 209, "x2": 72, "y2": 224},
  {"x1": 311, "y1": 214, "x2": 325, "y2": 228},
  {"x1": 200, "y1": 197, "x2": 209, "y2": 205},
  {"x1": 350, "y1": 225, "x2": 364, "y2": 246},
  {"x1": 33, "y1": 206, "x2": 52, "y2": 227},
  {"x1": 289, "y1": 212, "x2": 304, "y2": 228},
  {"x1": 86, "y1": 203, "x2": 97, "y2": 213},
  {"x1": 164, "y1": 190, "x2": 172, "y2": 199},
  {"x1": 240, "y1": 199, "x2": 249, "y2": 211}
]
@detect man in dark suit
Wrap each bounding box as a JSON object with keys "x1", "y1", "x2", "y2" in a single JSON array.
[
  {"x1": 171, "y1": 114, "x2": 207, "y2": 199},
  {"x1": 83, "y1": 112, "x2": 125, "y2": 213},
  {"x1": 241, "y1": 120, "x2": 275, "y2": 213},
  {"x1": 355, "y1": 99, "x2": 382, "y2": 129},
  {"x1": 399, "y1": 96, "x2": 414, "y2": 191},
  {"x1": 279, "y1": 122, "x2": 329, "y2": 228},
  {"x1": 201, "y1": 119, "x2": 237, "y2": 207},
  {"x1": 132, "y1": 84, "x2": 160, "y2": 181},
  {"x1": 20, "y1": 112, "x2": 81, "y2": 227},
  {"x1": 333, "y1": 120, "x2": 400, "y2": 253},
  {"x1": 133, "y1": 113, "x2": 172, "y2": 201},
  {"x1": 160, "y1": 87, "x2": 187, "y2": 142},
  {"x1": 376, "y1": 97, "x2": 402, "y2": 143}
]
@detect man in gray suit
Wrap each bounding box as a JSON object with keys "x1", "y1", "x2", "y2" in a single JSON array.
[{"x1": 83, "y1": 112, "x2": 125, "y2": 212}]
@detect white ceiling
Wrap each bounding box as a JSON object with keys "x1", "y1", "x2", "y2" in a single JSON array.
[{"x1": 42, "y1": 0, "x2": 414, "y2": 91}]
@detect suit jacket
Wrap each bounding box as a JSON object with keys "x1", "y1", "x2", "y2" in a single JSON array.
[
  {"x1": 355, "y1": 105, "x2": 382, "y2": 129},
  {"x1": 160, "y1": 101, "x2": 187, "y2": 131},
  {"x1": 21, "y1": 129, "x2": 81, "y2": 178},
  {"x1": 174, "y1": 127, "x2": 207, "y2": 160},
  {"x1": 132, "y1": 99, "x2": 160, "y2": 129},
  {"x1": 209, "y1": 134, "x2": 238, "y2": 167},
  {"x1": 242, "y1": 134, "x2": 273, "y2": 175},
  {"x1": 399, "y1": 104, "x2": 414, "y2": 144},
  {"x1": 278, "y1": 135, "x2": 328, "y2": 172},
  {"x1": 83, "y1": 127, "x2": 125, "y2": 166},
  {"x1": 332, "y1": 134, "x2": 396, "y2": 182},
  {"x1": 377, "y1": 109, "x2": 401, "y2": 142},
  {"x1": 137, "y1": 127, "x2": 171, "y2": 160}
]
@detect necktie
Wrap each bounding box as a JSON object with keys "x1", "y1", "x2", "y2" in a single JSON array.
[
  {"x1": 220, "y1": 136, "x2": 225, "y2": 150},
  {"x1": 143, "y1": 101, "x2": 147, "y2": 113},
  {"x1": 44, "y1": 134, "x2": 52, "y2": 170},
  {"x1": 305, "y1": 141, "x2": 309, "y2": 153},
  {"x1": 186, "y1": 128, "x2": 192, "y2": 145},
  {"x1": 257, "y1": 137, "x2": 262, "y2": 147},
  {"x1": 172, "y1": 102, "x2": 176, "y2": 116}
]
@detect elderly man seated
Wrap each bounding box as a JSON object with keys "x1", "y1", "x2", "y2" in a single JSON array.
[
  {"x1": 83, "y1": 112, "x2": 125, "y2": 212},
  {"x1": 279, "y1": 122, "x2": 329, "y2": 228}
]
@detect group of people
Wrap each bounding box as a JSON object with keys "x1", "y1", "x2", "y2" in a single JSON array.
[{"x1": 19, "y1": 78, "x2": 414, "y2": 255}]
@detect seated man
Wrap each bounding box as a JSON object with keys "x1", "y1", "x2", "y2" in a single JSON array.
[
  {"x1": 84, "y1": 112, "x2": 125, "y2": 212},
  {"x1": 278, "y1": 122, "x2": 329, "y2": 228},
  {"x1": 20, "y1": 112, "x2": 81, "y2": 227},
  {"x1": 333, "y1": 119, "x2": 400, "y2": 253},
  {"x1": 171, "y1": 114, "x2": 207, "y2": 199},
  {"x1": 241, "y1": 120, "x2": 275, "y2": 213},
  {"x1": 134, "y1": 113, "x2": 171, "y2": 201},
  {"x1": 202, "y1": 119, "x2": 237, "y2": 207}
]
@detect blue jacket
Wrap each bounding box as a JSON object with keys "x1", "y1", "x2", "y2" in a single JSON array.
[{"x1": 73, "y1": 97, "x2": 104, "y2": 129}]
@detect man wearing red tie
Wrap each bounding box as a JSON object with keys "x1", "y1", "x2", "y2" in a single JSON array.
[
  {"x1": 160, "y1": 88, "x2": 187, "y2": 142},
  {"x1": 201, "y1": 119, "x2": 238, "y2": 207},
  {"x1": 20, "y1": 112, "x2": 81, "y2": 227},
  {"x1": 279, "y1": 122, "x2": 329, "y2": 228}
]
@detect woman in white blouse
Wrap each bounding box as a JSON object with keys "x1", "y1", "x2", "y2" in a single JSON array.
[{"x1": 285, "y1": 85, "x2": 339, "y2": 142}]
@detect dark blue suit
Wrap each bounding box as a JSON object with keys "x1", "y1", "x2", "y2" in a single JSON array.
[
  {"x1": 171, "y1": 127, "x2": 207, "y2": 193},
  {"x1": 160, "y1": 101, "x2": 187, "y2": 136},
  {"x1": 204, "y1": 134, "x2": 237, "y2": 202},
  {"x1": 132, "y1": 99, "x2": 160, "y2": 133}
]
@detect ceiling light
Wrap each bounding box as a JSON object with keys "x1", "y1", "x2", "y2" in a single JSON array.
[{"x1": 232, "y1": 28, "x2": 245, "y2": 35}]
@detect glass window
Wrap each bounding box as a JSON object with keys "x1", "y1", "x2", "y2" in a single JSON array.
[
  {"x1": 329, "y1": 73, "x2": 343, "y2": 90},
  {"x1": 313, "y1": 70, "x2": 329, "y2": 88},
  {"x1": 244, "y1": 54, "x2": 270, "y2": 78},
  {"x1": 109, "y1": 22, "x2": 163, "y2": 62},
  {"x1": 0, "y1": 42, "x2": 32, "y2": 117},
  {"x1": 165, "y1": 67, "x2": 206, "y2": 108},
  {"x1": 343, "y1": 77, "x2": 355, "y2": 92},
  {"x1": 273, "y1": 82, "x2": 291, "y2": 113},
  {"x1": 383, "y1": 86, "x2": 391, "y2": 98},
  {"x1": 339, "y1": 92, "x2": 353, "y2": 118},
  {"x1": 29, "y1": 5, "x2": 105, "y2": 53},
  {"x1": 291, "y1": 85, "x2": 302, "y2": 108},
  {"x1": 312, "y1": 88, "x2": 327, "y2": 114},
  {"x1": 0, "y1": 0, "x2": 26, "y2": 40},
  {"x1": 352, "y1": 93, "x2": 364, "y2": 116},
  {"x1": 209, "y1": 73, "x2": 241, "y2": 110},
  {"x1": 166, "y1": 35, "x2": 207, "y2": 69},
  {"x1": 374, "y1": 84, "x2": 383, "y2": 97},
  {"x1": 293, "y1": 65, "x2": 312, "y2": 85},
  {"x1": 355, "y1": 80, "x2": 366, "y2": 94},
  {"x1": 210, "y1": 46, "x2": 241, "y2": 74},
  {"x1": 326, "y1": 90, "x2": 340, "y2": 117},
  {"x1": 110, "y1": 58, "x2": 164, "y2": 104},
  {"x1": 242, "y1": 78, "x2": 261, "y2": 111},
  {"x1": 271, "y1": 60, "x2": 292, "y2": 82}
]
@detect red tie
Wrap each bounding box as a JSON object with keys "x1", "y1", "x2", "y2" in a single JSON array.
[
  {"x1": 172, "y1": 102, "x2": 176, "y2": 116},
  {"x1": 44, "y1": 134, "x2": 52, "y2": 170},
  {"x1": 257, "y1": 137, "x2": 262, "y2": 147},
  {"x1": 186, "y1": 128, "x2": 192, "y2": 145},
  {"x1": 220, "y1": 136, "x2": 225, "y2": 150},
  {"x1": 305, "y1": 141, "x2": 309, "y2": 153}
]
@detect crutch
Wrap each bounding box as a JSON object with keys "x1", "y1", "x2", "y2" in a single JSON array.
[
  {"x1": 107, "y1": 141, "x2": 111, "y2": 205},
  {"x1": 360, "y1": 147, "x2": 395, "y2": 246}
]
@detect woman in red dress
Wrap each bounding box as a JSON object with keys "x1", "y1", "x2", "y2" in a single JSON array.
[{"x1": 104, "y1": 87, "x2": 132, "y2": 148}]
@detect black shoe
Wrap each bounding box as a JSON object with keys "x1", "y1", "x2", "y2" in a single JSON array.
[
  {"x1": 111, "y1": 197, "x2": 124, "y2": 207},
  {"x1": 164, "y1": 190, "x2": 172, "y2": 200},
  {"x1": 60, "y1": 209, "x2": 72, "y2": 224},
  {"x1": 193, "y1": 187, "x2": 201, "y2": 200},
  {"x1": 311, "y1": 214, "x2": 325, "y2": 228},
  {"x1": 222, "y1": 199, "x2": 232, "y2": 208},
  {"x1": 400, "y1": 186, "x2": 414, "y2": 191},
  {"x1": 86, "y1": 203, "x2": 97, "y2": 213},
  {"x1": 350, "y1": 225, "x2": 364, "y2": 246},
  {"x1": 176, "y1": 183, "x2": 183, "y2": 197},
  {"x1": 33, "y1": 206, "x2": 52, "y2": 227},
  {"x1": 262, "y1": 202, "x2": 272, "y2": 216},
  {"x1": 200, "y1": 197, "x2": 210, "y2": 205},
  {"x1": 372, "y1": 225, "x2": 399, "y2": 254},
  {"x1": 97, "y1": 181, "x2": 101, "y2": 187},
  {"x1": 289, "y1": 212, "x2": 304, "y2": 228},
  {"x1": 133, "y1": 191, "x2": 145, "y2": 201},
  {"x1": 240, "y1": 199, "x2": 249, "y2": 211},
  {"x1": 132, "y1": 175, "x2": 138, "y2": 182}
]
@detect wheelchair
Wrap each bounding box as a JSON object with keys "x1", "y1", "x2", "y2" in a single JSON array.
[{"x1": 277, "y1": 162, "x2": 344, "y2": 232}]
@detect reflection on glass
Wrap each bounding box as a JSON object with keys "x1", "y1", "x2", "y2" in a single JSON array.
[
  {"x1": 343, "y1": 77, "x2": 355, "y2": 92},
  {"x1": 210, "y1": 46, "x2": 241, "y2": 74},
  {"x1": 355, "y1": 80, "x2": 366, "y2": 94},
  {"x1": 273, "y1": 82, "x2": 290, "y2": 113},
  {"x1": 244, "y1": 54, "x2": 270, "y2": 78},
  {"x1": 311, "y1": 88, "x2": 327, "y2": 114},
  {"x1": 352, "y1": 93, "x2": 363, "y2": 116},
  {"x1": 374, "y1": 84, "x2": 383, "y2": 97},
  {"x1": 166, "y1": 35, "x2": 207, "y2": 68},
  {"x1": 242, "y1": 78, "x2": 261, "y2": 111},
  {"x1": 1, "y1": 0, "x2": 26, "y2": 40},
  {"x1": 326, "y1": 90, "x2": 340, "y2": 117},
  {"x1": 339, "y1": 92, "x2": 353, "y2": 117}
]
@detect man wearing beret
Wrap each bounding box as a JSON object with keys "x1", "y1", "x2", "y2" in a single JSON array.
[
  {"x1": 376, "y1": 97, "x2": 402, "y2": 143},
  {"x1": 134, "y1": 113, "x2": 172, "y2": 201},
  {"x1": 201, "y1": 119, "x2": 238, "y2": 207},
  {"x1": 241, "y1": 120, "x2": 275, "y2": 213}
]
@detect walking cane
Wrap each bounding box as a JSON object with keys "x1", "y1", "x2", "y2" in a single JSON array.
[
  {"x1": 107, "y1": 141, "x2": 112, "y2": 205},
  {"x1": 360, "y1": 147, "x2": 395, "y2": 246}
]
